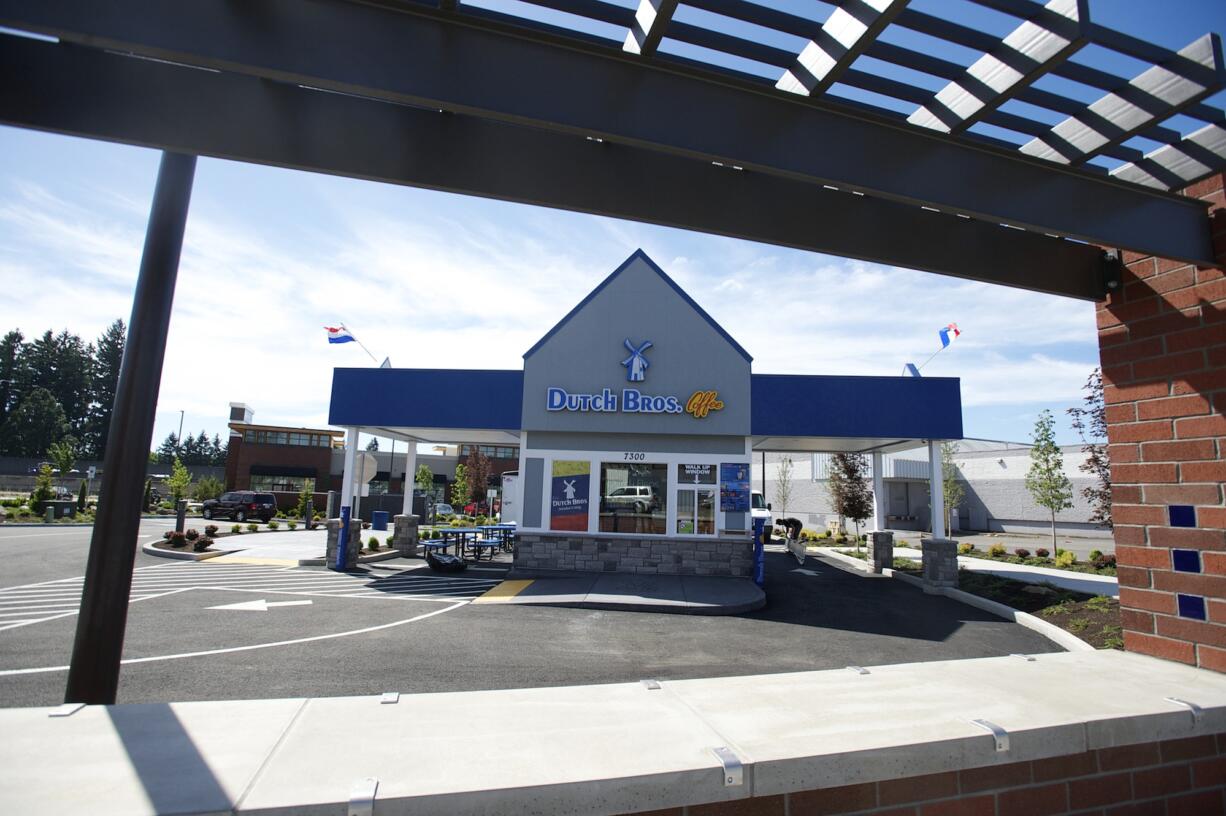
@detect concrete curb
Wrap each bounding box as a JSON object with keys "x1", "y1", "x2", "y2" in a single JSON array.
[
  {"x1": 297, "y1": 549, "x2": 402, "y2": 567},
  {"x1": 813, "y1": 547, "x2": 1094, "y2": 653},
  {"x1": 140, "y1": 542, "x2": 232, "y2": 561}
]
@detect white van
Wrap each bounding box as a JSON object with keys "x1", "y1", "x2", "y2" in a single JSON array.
[{"x1": 751, "y1": 491, "x2": 772, "y2": 528}]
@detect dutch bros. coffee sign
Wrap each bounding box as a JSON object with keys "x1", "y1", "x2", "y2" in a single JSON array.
[{"x1": 547, "y1": 338, "x2": 724, "y2": 420}]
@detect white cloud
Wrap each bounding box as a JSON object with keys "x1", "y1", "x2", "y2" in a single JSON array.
[{"x1": 0, "y1": 150, "x2": 1102, "y2": 447}]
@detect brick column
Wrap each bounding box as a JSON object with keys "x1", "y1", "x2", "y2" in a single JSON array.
[{"x1": 1098, "y1": 172, "x2": 1226, "y2": 670}]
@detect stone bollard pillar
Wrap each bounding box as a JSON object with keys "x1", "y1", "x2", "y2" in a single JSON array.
[
  {"x1": 175, "y1": 499, "x2": 187, "y2": 533},
  {"x1": 392, "y1": 514, "x2": 420, "y2": 558},
  {"x1": 869, "y1": 531, "x2": 894, "y2": 574},
  {"x1": 325, "y1": 518, "x2": 362, "y2": 570},
  {"x1": 921, "y1": 537, "x2": 958, "y2": 593}
]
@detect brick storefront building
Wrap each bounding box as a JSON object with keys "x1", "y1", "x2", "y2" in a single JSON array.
[{"x1": 1101, "y1": 172, "x2": 1226, "y2": 672}]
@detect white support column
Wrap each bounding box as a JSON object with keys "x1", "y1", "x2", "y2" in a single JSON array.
[
  {"x1": 871, "y1": 451, "x2": 886, "y2": 532},
  {"x1": 340, "y1": 427, "x2": 359, "y2": 516},
  {"x1": 401, "y1": 439, "x2": 417, "y2": 516},
  {"x1": 928, "y1": 440, "x2": 945, "y2": 539}
]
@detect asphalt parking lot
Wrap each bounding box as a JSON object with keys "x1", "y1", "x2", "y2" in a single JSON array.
[{"x1": 0, "y1": 526, "x2": 1060, "y2": 707}]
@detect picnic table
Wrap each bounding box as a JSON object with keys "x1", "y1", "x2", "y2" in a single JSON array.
[{"x1": 437, "y1": 527, "x2": 503, "y2": 561}]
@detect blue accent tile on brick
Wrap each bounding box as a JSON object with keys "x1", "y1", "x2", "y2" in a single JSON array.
[
  {"x1": 1178, "y1": 594, "x2": 1207, "y2": 621},
  {"x1": 1172, "y1": 549, "x2": 1202, "y2": 573},
  {"x1": 1169, "y1": 505, "x2": 1197, "y2": 528}
]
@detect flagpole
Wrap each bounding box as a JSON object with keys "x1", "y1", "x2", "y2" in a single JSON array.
[{"x1": 340, "y1": 322, "x2": 380, "y2": 365}]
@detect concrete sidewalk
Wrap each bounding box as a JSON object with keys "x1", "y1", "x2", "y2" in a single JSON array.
[{"x1": 493, "y1": 570, "x2": 765, "y2": 615}]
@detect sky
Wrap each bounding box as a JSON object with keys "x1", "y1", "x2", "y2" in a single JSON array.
[{"x1": 1, "y1": 0, "x2": 1223, "y2": 453}]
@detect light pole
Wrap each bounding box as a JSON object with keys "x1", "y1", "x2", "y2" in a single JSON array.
[{"x1": 177, "y1": 410, "x2": 184, "y2": 450}]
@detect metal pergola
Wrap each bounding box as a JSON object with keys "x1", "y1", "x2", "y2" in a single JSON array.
[{"x1": 0, "y1": 0, "x2": 1222, "y2": 703}]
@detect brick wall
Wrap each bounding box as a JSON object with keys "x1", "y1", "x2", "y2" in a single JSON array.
[
  {"x1": 615, "y1": 735, "x2": 1225, "y2": 816},
  {"x1": 1098, "y1": 172, "x2": 1226, "y2": 671}
]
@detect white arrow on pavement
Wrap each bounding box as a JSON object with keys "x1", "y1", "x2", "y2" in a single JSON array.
[
  {"x1": 791, "y1": 568, "x2": 821, "y2": 577},
  {"x1": 207, "y1": 599, "x2": 314, "y2": 612}
]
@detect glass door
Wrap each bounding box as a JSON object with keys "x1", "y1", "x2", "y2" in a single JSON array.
[{"x1": 675, "y1": 464, "x2": 717, "y2": 535}]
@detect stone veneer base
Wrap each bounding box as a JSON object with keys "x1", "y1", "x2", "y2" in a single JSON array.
[{"x1": 514, "y1": 531, "x2": 753, "y2": 577}]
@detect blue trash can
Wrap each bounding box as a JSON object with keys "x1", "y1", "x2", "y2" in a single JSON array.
[{"x1": 371, "y1": 510, "x2": 389, "y2": 531}]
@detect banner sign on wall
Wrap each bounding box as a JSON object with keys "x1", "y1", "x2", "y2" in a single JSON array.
[
  {"x1": 550, "y1": 460, "x2": 591, "y2": 531},
  {"x1": 719, "y1": 463, "x2": 750, "y2": 512}
]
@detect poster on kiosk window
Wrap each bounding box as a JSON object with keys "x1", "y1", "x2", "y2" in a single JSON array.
[{"x1": 550, "y1": 460, "x2": 590, "y2": 531}]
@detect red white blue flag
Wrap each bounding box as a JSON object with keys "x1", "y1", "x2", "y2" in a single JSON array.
[
  {"x1": 938, "y1": 322, "x2": 961, "y2": 348},
  {"x1": 324, "y1": 325, "x2": 355, "y2": 344}
]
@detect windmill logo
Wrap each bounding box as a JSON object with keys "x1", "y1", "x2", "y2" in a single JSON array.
[
  {"x1": 562, "y1": 480, "x2": 577, "y2": 501},
  {"x1": 622, "y1": 339, "x2": 653, "y2": 382}
]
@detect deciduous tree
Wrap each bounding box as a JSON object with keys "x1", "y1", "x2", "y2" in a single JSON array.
[
  {"x1": 830, "y1": 453, "x2": 873, "y2": 549},
  {"x1": 1, "y1": 387, "x2": 68, "y2": 457},
  {"x1": 1068, "y1": 367, "x2": 1111, "y2": 529},
  {"x1": 1025, "y1": 410, "x2": 1073, "y2": 549},
  {"x1": 464, "y1": 450, "x2": 493, "y2": 506},
  {"x1": 941, "y1": 442, "x2": 965, "y2": 532},
  {"x1": 774, "y1": 456, "x2": 793, "y2": 519}
]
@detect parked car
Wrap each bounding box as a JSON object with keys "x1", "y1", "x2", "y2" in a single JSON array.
[
  {"x1": 603, "y1": 485, "x2": 656, "y2": 513},
  {"x1": 434, "y1": 502, "x2": 455, "y2": 520},
  {"x1": 201, "y1": 491, "x2": 277, "y2": 522}
]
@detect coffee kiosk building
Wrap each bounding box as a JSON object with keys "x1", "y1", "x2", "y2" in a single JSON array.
[{"x1": 329, "y1": 250, "x2": 963, "y2": 576}]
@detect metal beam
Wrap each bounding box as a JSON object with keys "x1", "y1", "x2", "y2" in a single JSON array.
[
  {"x1": 1111, "y1": 123, "x2": 1226, "y2": 191},
  {"x1": 907, "y1": 0, "x2": 1088, "y2": 135},
  {"x1": 0, "y1": 0, "x2": 1215, "y2": 265},
  {"x1": 623, "y1": 0, "x2": 678, "y2": 57},
  {"x1": 64, "y1": 150, "x2": 195, "y2": 705},
  {"x1": 1020, "y1": 34, "x2": 1225, "y2": 165},
  {"x1": 776, "y1": 0, "x2": 909, "y2": 97},
  {"x1": 0, "y1": 40, "x2": 1114, "y2": 300}
]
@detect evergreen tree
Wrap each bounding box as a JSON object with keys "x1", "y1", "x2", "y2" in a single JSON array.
[
  {"x1": 1025, "y1": 410, "x2": 1074, "y2": 550},
  {"x1": 0, "y1": 329, "x2": 23, "y2": 429},
  {"x1": 84, "y1": 320, "x2": 125, "y2": 459},
  {"x1": 830, "y1": 453, "x2": 873, "y2": 548},
  {"x1": 77, "y1": 479, "x2": 88, "y2": 513},
  {"x1": 0, "y1": 387, "x2": 69, "y2": 456},
  {"x1": 451, "y1": 463, "x2": 468, "y2": 509},
  {"x1": 1068, "y1": 367, "x2": 1112, "y2": 530},
  {"x1": 296, "y1": 478, "x2": 316, "y2": 523},
  {"x1": 156, "y1": 432, "x2": 181, "y2": 464},
  {"x1": 210, "y1": 434, "x2": 227, "y2": 465},
  {"x1": 22, "y1": 330, "x2": 92, "y2": 438},
  {"x1": 30, "y1": 464, "x2": 54, "y2": 513},
  {"x1": 142, "y1": 478, "x2": 153, "y2": 511}
]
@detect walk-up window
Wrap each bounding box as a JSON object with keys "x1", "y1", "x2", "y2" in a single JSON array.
[{"x1": 676, "y1": 464, "x2": 716, "y2": 535}]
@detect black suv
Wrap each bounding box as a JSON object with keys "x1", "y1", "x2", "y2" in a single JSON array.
[{"x1": 202, "y1": 491, "x2": 277, "y2": 523}]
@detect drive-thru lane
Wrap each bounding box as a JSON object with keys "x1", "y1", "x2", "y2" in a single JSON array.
[{"x1": 0, "y1": 546, "x2": 1061, "y2": 707}]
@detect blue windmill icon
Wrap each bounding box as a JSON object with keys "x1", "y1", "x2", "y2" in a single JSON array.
[{"x1": 622, "y1": 339, "x2": 653, "y2": 382}]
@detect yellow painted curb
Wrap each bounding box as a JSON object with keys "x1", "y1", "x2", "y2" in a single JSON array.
[
  {"x1": 471, "y1": 579, "x2": 534, "y2": 604},
  {"x1": 207, "y1": 556, "x2": 300, "y2": 566}
]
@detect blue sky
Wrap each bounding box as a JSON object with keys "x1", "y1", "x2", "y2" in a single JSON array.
[{"x1": 1, "y1": 0, "x2": 1223, "y2": 451}]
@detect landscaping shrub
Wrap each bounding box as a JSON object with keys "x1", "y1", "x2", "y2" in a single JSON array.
[
  {"x1": 168, "y1": 531, "x2": 187, "y2": 548},
  {"x1": 205, "y1": 524, "x2": 218, "y2": 537},
  {"x1": 231, "y1": 524, "x2": 242, "y2": 534},
  {"x1": 1092, "y1": 553, "x2": 1117, "y2": 569},
  {"x1": 268, "y1": 520, "x2": 279, "y2": 530},
  {"x1": 185, "y1": 528, "x2": 199, "y2": 541},
  {"x1": 1089, "y1": 549, "x2": 1103, "y2": 561},
  {"x1": 1055, "y1": 551, "x2": 1076, "y2": 569},
  {"x1": 194, "y1": 536, "x2": 212, "y2": 553},
  {"x1": 988, "y1": 543, "x2": 1007, "y2": 558},
  {"x1": 1036, "y1": 548, "x2": 1050, "y2": 558},
  {"x1": 368, "y1": 536, "x2": 379, "y2": 548},
  {"x1": 287, "y1": 521, "x2": 297, "y2": 530},
  {"x1": 314, "y1": 512, "x2": 324, "y2": 522},
  {"x1": 386, "y1": 536, "x2": 394, "y2": 547},
  {"x1": 163, "y1": 530, "x2": 173, "y2": 541},
  {"x1": 1014, "y1": 548, "x2": 1030, "y2": 559},
  {"x1": 957, "y1": 542, "x2": 973, "y2": 555},
  {"x1": 246, "y1": 522, "x2": 258, "y2": 533}
]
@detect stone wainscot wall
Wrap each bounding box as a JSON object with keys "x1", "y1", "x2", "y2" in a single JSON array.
[{"x1": 514, "y1": 532, "x2": 753, "y2": 576}]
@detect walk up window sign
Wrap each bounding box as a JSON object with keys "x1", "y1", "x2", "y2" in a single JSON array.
[{"x1": 550, "y1": 460, "x2": 590, "y2": 531}]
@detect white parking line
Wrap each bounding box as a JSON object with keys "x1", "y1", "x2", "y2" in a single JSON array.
[{"x1": 0, "y1": 600, "x2": 465, "y2": 675}]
